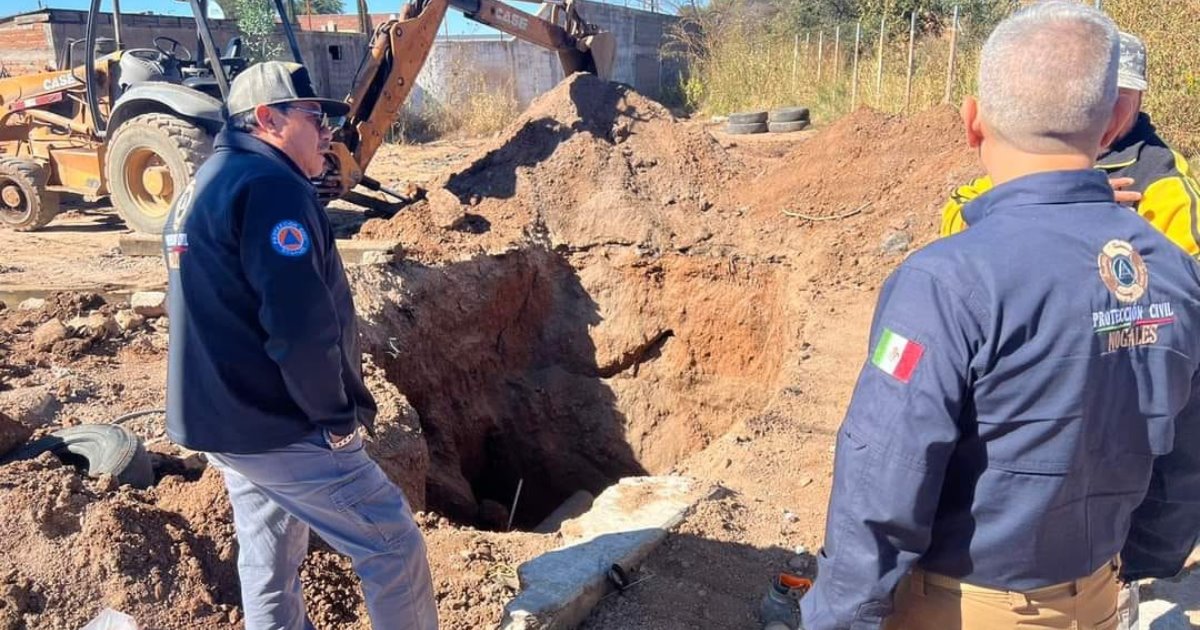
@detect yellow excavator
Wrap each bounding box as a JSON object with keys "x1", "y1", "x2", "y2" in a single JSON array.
[{"x1": 0, "y1": 0, "x2": 614, "y2": 233}]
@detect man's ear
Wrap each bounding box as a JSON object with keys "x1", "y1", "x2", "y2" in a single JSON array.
[
  {"x1": 1101, "y1": 93, "x2": 1136, "y2": 150},
  {"x1": 961, "y1": 96, "x2": 984, "y2": 149},
  {"x1": 253, "y1": 104, "x2": 279, "y2": 135}
]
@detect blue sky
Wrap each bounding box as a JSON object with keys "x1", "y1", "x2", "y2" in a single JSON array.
[{"x1": 2, "y1": 0, "x2": 664, "y2": 36}]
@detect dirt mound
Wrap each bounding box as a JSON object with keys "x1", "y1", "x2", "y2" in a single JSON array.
[
  {"x1": 740, "y1": 106, "x2": 976, "y2": 221},
  {"x1": 358, "y1": 73, "x2": 740, "y2": 259},
  {"x1": 0, "y1": 457, "x2": 237, "y2": 629}
]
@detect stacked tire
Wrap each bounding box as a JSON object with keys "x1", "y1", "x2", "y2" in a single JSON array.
[
  {"x1": 768, "y1": 107, "x2": 810, "y2": 133},
  {"x1": 724, "y1": 107, "x2": 811, "y2": 135},
  {"x1": 725, "y1": 111, "x2": 769, "y2": 135}
]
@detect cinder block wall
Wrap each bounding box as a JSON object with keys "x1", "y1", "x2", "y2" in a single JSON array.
[{"x1": 413, "y1": 1, "x2": 682, "y2": 113}]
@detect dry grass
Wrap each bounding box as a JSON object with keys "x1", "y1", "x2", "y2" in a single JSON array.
[
  {"x1": 389, "y1": 58, "x2": 520, "y2": 144},
  {"x1": 676, "y1": 15, "x2": 990, "y2": 125},
  {"x1": 680, "y1": 1, "x2": 1200, "y2": 155}
]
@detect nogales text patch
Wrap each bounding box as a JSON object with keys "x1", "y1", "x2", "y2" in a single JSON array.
[
  {"x1": 871, "y1": 328, "x2": 924, "y2": 383},
  {"x1": 271, "y1": 221, "x2": 310, "y2": 257},
  {"x1": 1098, "y1": 240, "x2": 1148, "y2": 303}
]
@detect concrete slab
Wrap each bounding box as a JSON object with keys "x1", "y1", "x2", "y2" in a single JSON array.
[
  {"x1": 500, "y1": 476, "x2": 711, "y2": 630},
  {"x1": 118, "y1": 233, "x2": 162, "y2": 258},
  {"x1": 119, "y1": 233, "x2": 401, "y2": 265}
]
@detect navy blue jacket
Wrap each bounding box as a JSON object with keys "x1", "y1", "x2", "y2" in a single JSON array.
[
  {"x1": 801, "y1": 170, "x2": 1200, "y2": 629},
  {"x1": 163, "y1": 130, "x2": 376, "y2": 453}
]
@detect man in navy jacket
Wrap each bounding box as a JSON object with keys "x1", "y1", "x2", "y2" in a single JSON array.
[
  {"x1": 800, "y1": 4, "x2": 1200, "y2": 629},
  {"x1": 164, "y1": 61, "x2": 437, "y2": 629}
]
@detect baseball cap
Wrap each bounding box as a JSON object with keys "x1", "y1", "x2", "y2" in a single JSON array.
[
  {"x1": 225, "y1": 61, "x2": 351, "y2": 117},
  {"x1": 1117, "y1": 31, "x2": 1148, "y2": 92}
]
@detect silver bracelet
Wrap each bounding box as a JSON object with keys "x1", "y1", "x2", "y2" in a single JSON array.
[{"x1": 327, "y1": 428, "x2": 358, "y2": 449}]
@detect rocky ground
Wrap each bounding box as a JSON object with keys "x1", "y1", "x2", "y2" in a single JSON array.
[{"x1": 0, "y1": 74, "x2": 1195, "y2": 629}]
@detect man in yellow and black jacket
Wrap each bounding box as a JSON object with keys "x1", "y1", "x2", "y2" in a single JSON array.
[{"x1": 941, "y1": 32, "x2": 1200, "y2": 257}]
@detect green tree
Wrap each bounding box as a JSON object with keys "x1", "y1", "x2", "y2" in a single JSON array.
[
  {"x1": 308, "y1": 0, "x2": 345, "y2": 13},
  {"x1": 225, "y1": 0, "x2": 283, "y2": 62}
]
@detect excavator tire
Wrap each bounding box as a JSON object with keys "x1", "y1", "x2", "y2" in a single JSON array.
[
  {"x1": 105, "y1": 113, "x2": 211, "y2": 235},
  {"x1": 0, "y1": 158, "x2": 60, "y2": 232}
]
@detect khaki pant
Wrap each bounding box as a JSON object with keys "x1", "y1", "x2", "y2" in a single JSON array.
[{"x1": 884, "y1": 561, "x2": 1122, "y2": 630}]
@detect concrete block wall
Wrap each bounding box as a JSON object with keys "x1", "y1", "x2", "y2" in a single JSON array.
[
  {"x1": 0, "y1": 9, "x2": 363, "y2": 99},
  {"x1": 576, "y1": 1, "x2": 680, "y2": 98},
  {"x1": 415, "y1": 37, "x2": 562, "y2": 111},
  {"x1": 48, "y1": 10, "x2": 242, "y2": 71},
  {"x1": 413, "y1": 1, "x2": 682, "y2": 113},
  {"x1": 291, "y1": 31, "x2": 370, "y2": 99}
]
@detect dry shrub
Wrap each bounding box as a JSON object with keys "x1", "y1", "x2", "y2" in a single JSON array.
[{"x1": 393, "y1": 55, "x2": 520, "y2": 143}]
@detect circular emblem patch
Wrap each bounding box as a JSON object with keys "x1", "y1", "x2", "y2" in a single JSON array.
[
  {"x1": 271, "y1": 220, "x2": 310, "y2": 257},
  {"x1": 1097, "y1": 239, "x2": 1148, "y2": 303}
]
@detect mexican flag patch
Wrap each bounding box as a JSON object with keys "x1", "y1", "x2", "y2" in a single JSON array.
[{"x1": 871, "y1": 328, "x2": 924, "y2": 383}]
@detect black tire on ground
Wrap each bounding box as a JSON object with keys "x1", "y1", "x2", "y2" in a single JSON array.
[
  {"x1": 768, "y1": 120, "x2": 811, "y2": 134},
  {"x1": 727, "y1": 111, "x2": 769, "y2": 125},
  {"x1": 1, "y1": 424, "x2": 154, "y2": 488},
  {"x1": 769, "y1": 107, "x2": 811, "y2": 123},
  {"x1": 725, "y1": 122, "x2": 770, "y2": 135},
  {"x1": 105, "y1": 112, "x2": 212, "y2": 235},
  {"x1": 0, "y1": 158, "x2": 60, "y2": 232}
]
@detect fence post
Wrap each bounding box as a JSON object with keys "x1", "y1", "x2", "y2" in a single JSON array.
[
  {"x1": 792, "y1": 33, "x2": 799, "y2": 90},
  {"x1": 943, "y1": 4, "x2": 959, "y2": 104},
  {"x1": 852, "y1": 19, "x2": 862, "y2": 111},
  {"x1": 875, "y1": 12, "x2": 885, "y2": 103},
  {"x1": 817, "y1": 30, "x2": 825, "y2": 84},
  {"x1": 805, "y1": 31, "x2": 811, "y2": 72},
  {"x1": 834, "y1": 25, "x2": 841, "y2": 80},
  {"x1": 904, "y1": 10, "x2": 916, "y2": 113}
]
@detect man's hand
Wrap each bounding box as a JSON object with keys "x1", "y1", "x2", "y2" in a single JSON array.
[{"x1": 1110, "y1": 177, "x2": 1143, "y2": 205}]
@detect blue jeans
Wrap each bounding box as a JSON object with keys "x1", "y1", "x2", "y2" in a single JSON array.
[{"x1": 207, "y1": 429, "x2": 437, "y2": 630}]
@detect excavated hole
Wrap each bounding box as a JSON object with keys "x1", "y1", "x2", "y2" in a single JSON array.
[{"x1": 356, "y1": 244, "x2": 786, "y2": 531}]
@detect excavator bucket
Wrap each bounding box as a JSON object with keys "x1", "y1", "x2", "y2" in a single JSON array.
[
  {"x1": 581, "y1": 31, "x2": 616, "y2": 81},
  {"x1": 558, "y1": 30, "x2": 616, "y2": 81}
]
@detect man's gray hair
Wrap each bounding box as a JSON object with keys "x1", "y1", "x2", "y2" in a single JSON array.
[{"x1": 978, "y1": 1, "x2": 1120, "y2": 153}]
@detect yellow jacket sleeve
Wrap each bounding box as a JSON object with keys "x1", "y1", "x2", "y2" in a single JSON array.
[
  {"x1": 1137, "y1": 156, "x2": 1200, "y2": 258},
  {"x1": 939, "y1": 176, "x2": 993, "y2": 237}
]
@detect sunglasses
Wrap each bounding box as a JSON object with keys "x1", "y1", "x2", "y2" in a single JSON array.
[{"x1": 278, "y1": 105, "x2": 345, "y2": 132}]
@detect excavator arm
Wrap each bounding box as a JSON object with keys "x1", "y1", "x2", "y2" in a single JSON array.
[{"x1": 322, "y1": 0, "x2": 614, "y2": 202}]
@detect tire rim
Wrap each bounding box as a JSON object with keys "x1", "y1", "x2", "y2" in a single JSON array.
[
  {"x1": 0, "y1": 179, "x2": 31, "y2": 226},
  {"x1": 123, "y1": 147, "x2": 176, "y2": 220}
]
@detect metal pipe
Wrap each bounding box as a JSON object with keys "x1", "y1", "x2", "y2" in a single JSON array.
[
  {"x1": 85, "y1": 0, "x2": 104, "y2": 135},
  {"x1": 25, "y1": 108, "x2": 95, "y2": 136},
  {"x1": 506, "y1": 478, "x2": 524, "y2": 531},
  {"x1": 111, "y1": 0, "x2": 123, "y2": 49},
  {"x1": 189, "y1": 0, "x2": 231, "y2": 98},
  {"x1": 272, "y1": 0, "x2": 306, "y2": 63}
]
